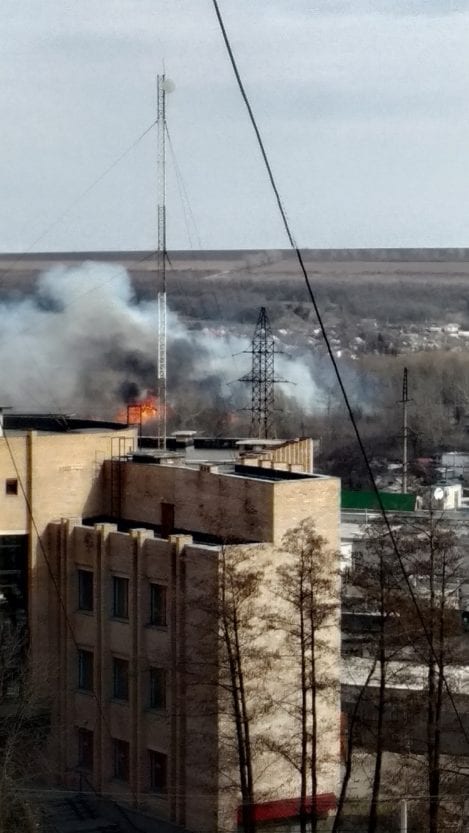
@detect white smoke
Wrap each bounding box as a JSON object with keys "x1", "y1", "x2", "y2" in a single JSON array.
[{"x1": 0, "y1": 261, "x2": 325, "y2": 420}]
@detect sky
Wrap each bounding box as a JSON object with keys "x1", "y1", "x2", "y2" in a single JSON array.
[{"x1": 2, "y1": 0, "x2": 469, "y2": 252}]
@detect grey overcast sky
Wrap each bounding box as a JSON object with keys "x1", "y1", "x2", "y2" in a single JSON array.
[{"x1": 2, "y1": 0, "x2": 469, "y2": 252}]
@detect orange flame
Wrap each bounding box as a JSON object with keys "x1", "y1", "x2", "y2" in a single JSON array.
[{"x1": 116, "y1": 393, "x2": 159, "y2": 425}]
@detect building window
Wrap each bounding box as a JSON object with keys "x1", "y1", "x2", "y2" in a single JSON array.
[
  {"x1": 161, "y1": 501, "x2": 175, "y2": 538},
  {"x1": 113, "y1": 576, "x2": 129, "y2": 620},
  {"x1": 5, "y1": 479, "x2": 17, "y2": 496},
  {"x1": 149, "y1": 668, "x2": 166, "y2": 710},
  {"x1": 77, "y1": 727, "x2": 94, "y2": 771},
  {"x1": 78, "y1": 649, "x2": 94, "y2": 692},
  {"x1": 78, "y1": 569, "x2": 93, "y2": 612},
  {"x1": 113, "y1": 657, "x2": 129, "y2": 701},
  {"x1": 150, "y1": 583, "x2": 166, "y2": 627},
  {"x1": 113, "y1": 738, "x2": 129, "y2": 782},
  {"x1": 149, "y1": 750, "x2": 167, "y2": 794}
]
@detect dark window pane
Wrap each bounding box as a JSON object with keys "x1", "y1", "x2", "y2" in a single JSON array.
[
  {"x1": 113, "y1": 739, "x2": 129, "y2": 782},
  {"x1": 5, "y1": 480, "x2": 17, "y2": 496},
  {"x1": 150, "y1": 584, "x2": 166, "y2": 627},
  {"x1": 150, "y1": 668, "x2": 166, "y2": 710},
  {"x1": 0, "y1": 534, "x2": 28, "y2": 623},
  {"x1": 78, "y1": 570, "x2": 93, "y2": 612},
  {"x1": 149, "y1": 750, "x2": 167, "y2": 793},
  {"x1": 113, "y1": 576, "x2": 129, "y2": 619},
  {"x1": 78, "y1": 649, "x2": 93, "y2": 692},
  {"x1": 161, "y1": 502, "x2": 174, "y2": 538},
  {"x1": 113, "y1": 657, "x2": 129, "y2": 700},
  {"x1": 78, "y1": 727, "x2": 94, "y2": 771}
]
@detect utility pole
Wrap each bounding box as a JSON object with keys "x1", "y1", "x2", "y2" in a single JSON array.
[
  {"x1": 400, "y1": 798, "x2": 408, "y2": 833},
  {"x1": 156, "y1": 74, "x2": 174, "y2": 450},
  {"x1": 239, "y1": 307, "x2": 284, "y2": 439},
  {"x1": 401, "y1": 367, "x2": 409, "y2": 494}
]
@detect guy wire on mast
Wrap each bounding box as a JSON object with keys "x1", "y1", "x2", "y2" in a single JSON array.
[{"x1": 156, "y1": 74, "x2": 174, "y2": 450}]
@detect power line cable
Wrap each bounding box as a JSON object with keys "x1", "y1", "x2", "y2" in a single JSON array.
[
  {"x1": 166, "y1": 125, "x2": 203, "y2": 249},
  {"x1": 210, "y1": 0, "x2": 469, "y2": 751},
  {"x1": 0, "y1": 118, "x2": 158, "y2": 285}
]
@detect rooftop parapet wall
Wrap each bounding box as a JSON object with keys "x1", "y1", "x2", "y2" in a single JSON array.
[
  {"x1": 115, "y1": 461, "x2": 275, "y2": 543},
  {"x1": 110, "y1": 461, "x2": 339, "y2": 545},
  {"x1": 273, "y1": 475, "x2": 341, "y2": 550}
]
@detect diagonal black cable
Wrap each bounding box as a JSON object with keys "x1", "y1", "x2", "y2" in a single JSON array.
[
  {"x1": 0, "y1": 118, "x2": 158, "y2": 285},
  {"x1": 211, "y1": 0, "x2": 469, "y2": 750}
]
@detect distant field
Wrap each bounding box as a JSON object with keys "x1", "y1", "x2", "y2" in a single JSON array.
[{"x1": 1, "y1": 249, "x2": 469, "y2": 331}]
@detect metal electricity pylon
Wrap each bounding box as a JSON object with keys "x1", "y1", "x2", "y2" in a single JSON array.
[{"x1": 239, "y1": 307, "x2": 284, "y2": 439}]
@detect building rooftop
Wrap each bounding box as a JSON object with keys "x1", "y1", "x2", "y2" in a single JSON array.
[
  {"x1": 3, "y1": 413, "x2": 131, "y2": 434},
  {"x1": 127, "y1": 454, "x2": 325, "y2": 483}
]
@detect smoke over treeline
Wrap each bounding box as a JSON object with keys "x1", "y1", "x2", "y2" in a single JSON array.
[
  {"x1": 0, "y1": 262, "x2": 335, "y2": 432},
  {"x1": 2, "y1": 255, "x2": 469, "y2": 478}
]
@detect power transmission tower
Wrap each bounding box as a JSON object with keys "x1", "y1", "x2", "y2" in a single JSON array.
[{"x1": 239, "y1": 307, "x2": 283, "y2": 439}]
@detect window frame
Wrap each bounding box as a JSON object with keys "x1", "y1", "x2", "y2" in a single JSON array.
[
  {"x1": 150, "y1": 583, "x2": 167, "y2": 627},
  {"x1": 149, "y1": 749, "x2": 168, "y2": 794},
  {"x1": 113, "y1": 656, "x2": 129, "y2": 701},
  {"x1": 113, "y1": 738, "x2": 130, "y2": 782},
  {"x1": 149, "y1": 667, "x2": 167, "y2": 710},
  {"x1": 78, "y1": 648, "x2": 94, "y2": 692},
  {"x1": 112, "y1": 575, "x2": 129, "y2": 620},
  {"x1": 77, "y1": 727, "x2": 94, "y2": 771},
  {"x1": 78, "y1": 568, "x2": 94, "y2": 612}
]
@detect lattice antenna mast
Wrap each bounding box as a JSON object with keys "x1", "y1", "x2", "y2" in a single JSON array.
[
  {"x1": 156, "y1": 74, "x2": 171, "y2": 450},
  {"x1": 239, "y1": 307, "x2": 281, "y2": 439}
]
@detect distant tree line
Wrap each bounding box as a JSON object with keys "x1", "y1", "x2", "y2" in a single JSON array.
[{"x1": 130, "y1": 269, "x2": 469, "y2": 330}]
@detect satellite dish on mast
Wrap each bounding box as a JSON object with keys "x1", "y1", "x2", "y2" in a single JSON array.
[
  {"x1": 433, "y1": 487, "x2": 444, "y2": 501},
  {"x1": 162, "y1": 78, "x2": 175, "y2": 93}
]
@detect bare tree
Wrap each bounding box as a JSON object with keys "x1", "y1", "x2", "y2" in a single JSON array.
[
  {"x1": 268, "y1": 519, "x2": 339, "y2": 833},
  {"x1": 185, "y1": 542, "x2": 272, "y2": 833},
  {"x1": 0, "y1": 620, "x2": 48, "y2": 833},
  {"x1": 218, "y1": 545, "x2": 265, "y2": 833},
  {"x1": 331, "y1": 657, "x2": 377, "y2": 833},
  {"x1": 396, "y1": 514, "x2": 464, "y2": 833},
  {"x1": 344, "y1": 513, "x2": 467, "y2": 833},
  {"x1": 349, "y1": 522, "x2": 406, "y2": 833}
]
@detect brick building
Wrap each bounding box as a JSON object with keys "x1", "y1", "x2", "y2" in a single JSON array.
[{"x1": 0, "y1": 420, "x2": 341, "y2": 832}]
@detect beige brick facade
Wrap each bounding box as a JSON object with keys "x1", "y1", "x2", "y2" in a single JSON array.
[
  {"x1": 0, "y1": 429, "x2": 341, "y2": 832},
  {"x1": 0, "y1": 428, "x2": 135, "y2": 668},
  {"x1": 111, "y1": 459, "x2": 338, "y2": 546}
]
